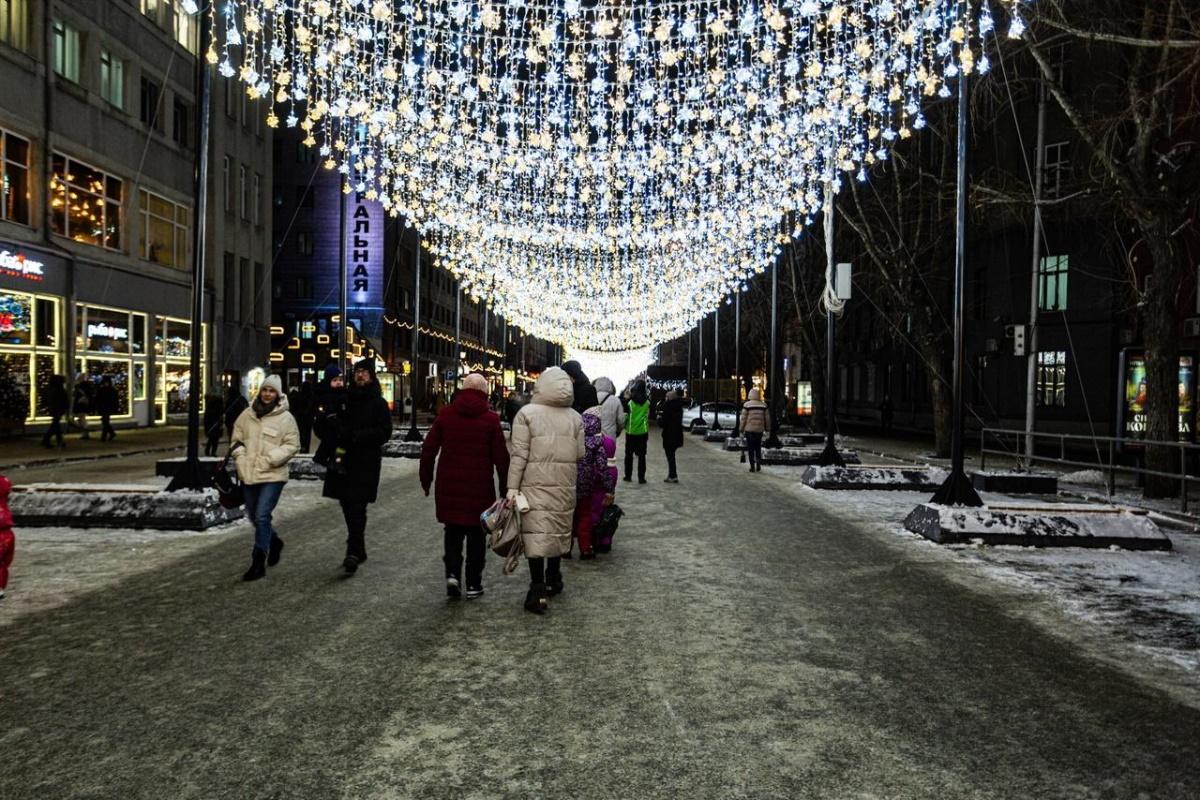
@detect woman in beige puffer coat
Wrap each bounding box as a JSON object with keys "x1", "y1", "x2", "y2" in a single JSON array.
[
  {"x1": 507, "y1": 367, "x2": 585, "y2": 614},
  {"x1": 231, "y1": 374, "x2": 300, "y2": 581},
  {"x1": 739, "y1": 388, "x2": 771, "y2": 472}
]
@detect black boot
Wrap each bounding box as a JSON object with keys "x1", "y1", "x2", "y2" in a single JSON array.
[
  {"x1": 343, "y1": 547, "x2": 360, "y2": 575},
  {"x1": 524, "y1": 583, "x2": 549, "y2": 614},
  {"x1": 242, "y1": 548, "x2": 267, "y2": 582},
  {"x1": 267, "y1": 533, "x2": 285, "y2": 567},
  {"x1": 546, "y1": 574, "x2": 564, "y2": 597}
]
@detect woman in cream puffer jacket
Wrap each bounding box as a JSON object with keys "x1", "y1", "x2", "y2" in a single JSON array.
[
  {"x1": 231, "y1": 374, "x2": 300, "y2": 581},
  {"x1": 507, "y1": 367, "x2": 585, "y2": 614}
]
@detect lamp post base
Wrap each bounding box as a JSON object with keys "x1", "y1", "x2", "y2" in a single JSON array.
[
  {"x1": 165, "y1": 457, "x2": 210, "y2": 492},
  {"x1": 403, "y1": 416, "x2": 424, "y2": 442},
  {"x1": 929, "y1": 468, "x2": 984, "y2": 507},
  {"x1": 814, "y1": 439, "x2": 845, "y2": 467}
]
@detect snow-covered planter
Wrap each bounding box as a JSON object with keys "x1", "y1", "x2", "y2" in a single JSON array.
[
  {"x1": 903, "y1": 502, "x2": 1172, "y2": 551},
  {"x1": 762, "y1": 447, "x2": 861, "y2": 466},
  {"x1": 289, "y1": 456, "x2": 326, "y2": 480},
  {"x1": 10, "y1": 484, "x2": 242, "y2": 531},
  {"x1": 724, "y1": 436, "x2": 747, "y2": 451},
  {"x1": 969, "y1": 470, "x2": 1058, "y2": 495},
  {"x1": 781, "y1": 433, "x2": 827, "y2": 447},
  {"x1": 382, "y1": 440, "x2": 422, "y2": 459},
  {"x1": 704, "y1": 429, "x2": 731, "y2": 443},
  {"x1": 801, "y1": 464, "x2": 946, "y2": 490},
  {"x1": 390, "y1": 426, "x2": 429, "y2": 440}
]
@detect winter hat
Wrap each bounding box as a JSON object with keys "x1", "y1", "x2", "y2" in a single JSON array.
[
  {"x1": 353, "y1": 358, "x2": 377, "y2": 378},
  {"x1": 462, "y1": 373, "x2": 488, "y2": 393},
  {"x1": 261, "y1": 374, "x2": 283, "y2": 394},
  {"x1": 561, "y1": 360, "x2": 588, "y2": 384},
  {"x1": 748, "y1": 388, "x2": 762, "y2": 401},
  {"x1": 324, "y1": 364, "x2": 342, "y2": 381}
]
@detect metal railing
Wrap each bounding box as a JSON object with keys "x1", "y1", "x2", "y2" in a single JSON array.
[{"x1": 979, "y1": 428, "x2": 1200, "y2": 513}]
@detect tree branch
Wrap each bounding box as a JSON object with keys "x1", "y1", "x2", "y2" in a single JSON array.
[{"x1": 1040, "y1": 17, "x2": 1200, "y2": 49}]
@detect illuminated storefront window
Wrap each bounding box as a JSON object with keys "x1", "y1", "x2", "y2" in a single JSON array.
[
  {"x1": 154, "y1": 316, "x2": 205, "y2": 421},
  {"x1": 0, "y1": 288, "x2": 60, "y2": 424},
  {"x1": 51, "y1": 154, "x2": 122, "y2": 250}
]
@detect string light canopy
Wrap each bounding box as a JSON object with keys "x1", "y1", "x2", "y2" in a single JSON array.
[{"x1": 207, "y1": 0, "x2": 1026, "y2": 350}]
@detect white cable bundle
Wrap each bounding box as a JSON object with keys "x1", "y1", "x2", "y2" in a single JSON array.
[{"x1": 821, "y1": 186, "x2": 847, "y2": 316}]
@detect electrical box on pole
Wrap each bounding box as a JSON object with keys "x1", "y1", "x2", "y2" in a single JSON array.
[
  {"x1": 1006, "y1": 324, "x2": 1026, "y2": 356},
  {"x1": 835, "y1": 262, "x2": 852, "y2": 300}
]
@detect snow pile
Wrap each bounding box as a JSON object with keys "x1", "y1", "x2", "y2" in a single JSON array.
[
  {"x1": 761, "y1": 447, "x2": 862, "y2": 466},
  {"x1": 802, "y1": 465, "x2": 948, "y2": 491},
  {"x1": 1061, "y1": 469, "x2": 1107, "y2": 486},
  {"x1": 905, "y1": 503, "x2": 1171, "y2": 550},
  {"x1": 10, "y1": 484, "x2": 242, "y2": 531},
  {"x1": 382, "y1": 441, "x2": 423, "y2": 459}
]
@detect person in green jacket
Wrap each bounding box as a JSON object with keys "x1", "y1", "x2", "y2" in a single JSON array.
[{"x1": 623, "y1": 379, "x2": 650, "y2": 484}]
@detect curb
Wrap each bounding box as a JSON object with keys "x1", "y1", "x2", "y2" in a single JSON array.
[{"x1": 0, "y1": 444, "x2": 184, "y2": 472}]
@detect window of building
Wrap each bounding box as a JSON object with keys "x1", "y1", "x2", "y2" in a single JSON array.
[
  {"x1": 98, "y1": 49, "x2": 124, "y2": 109},
  {"x1": 173, "y1": 1, "x2": 197, "y2": 52},
  {"x1": 241, "y1": 92, "x2": 249, "y2": 127},
  {"x1": 1, "y1": 128, "x2": 30, "y2": 226},
  {"x1": 253, "y1": 172, "x2": 262, "y2": 225},
  {"x1": 223, "y1": 252, "x2": 236, "y2": 323},
  {"x1": 238, "y1": 164, "x2": 248, "y2": 220},
  {"x1": 223, "y1": 155, "x2": 232, "y2": 212},
  {"x1": 140, "y1": 0, "x2": 160, "y2": 20},
  {"x1": 52, "y1": 19, "x2": 81, "y2": 83},
  {"x1": 0, "y1": 0, "x2": 30, "y2": 51},
  {"x1": 1038, "y1": 254, "x2": 1069, "y2": 312},
  {"x1": 254, "y1": 262, "x2": 265, "y2": 325},
  {"x1": 224, "y1": 81, "x2": 237, "y2": 118},
  {"x1": 140, "y1": 77, "x2": 163, "y2": 131},
  {"x1": 138, "y1": 189, "x2": 191, "y2": 268},
  {"x1": 172, "y1": 98, "x2": 189, "y2": 147},
  {"x1": 50, "y1": 153, "x2": 122, "y2": 250},
  {"x1": 1036, "y1": 351, "x2": 1067, "y2": 407},
  {"x1": 297, "y1": 231, "x2": 313, "y2": 256},
  {"x1": 1042, "y1": 141, "x2": 1070, "y2": 198}
]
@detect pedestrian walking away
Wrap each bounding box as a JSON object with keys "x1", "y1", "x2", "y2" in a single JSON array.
[
  {"x1": 507, "y1": 367, "x2": 584, "y2": 614},
  {"x1": 231, "y1": 375, "x2": 301, "y2": 582},
  {"x1": 591, "y1": 376, "x2": 626, "y2": 440},
  {"x1": 72, "y1": 374, "x2": 93, "y2": 440},
  {"x1": 0, "y1": 475, "x2": 13, "y2": 602},
  {"x1": 290, "y1": 377, "x2": 316, "y2": 454},
  {"x1": 572, "y1": 411, "x2": 608, "y2": 559},
  {"x1": 623, "y1": 379, "x2": 650, "y2": 483},
  {"x1": 94, "y1": 375, "x2": 119, "y2": 442},
  {"x1": 420, "y1": 372, "x2": 509, "y2": 600},
  {"x1": 224, "y1": 384, "x2": 249, "y2": 443},
  {"x1": 40, "y1": 374, "x2": 68, "y2": 449},
  {"x1": 204, "y1": 387, "x2": 225, "y2": 457},
  {"x1": 740, "y1": 388, "x2": 771, "y2": 472},
  {"x1": 321, "y1": 359, "x2": 393, "y2": 575},
  {"x1": 659, "y1": 389, "x2": 685, "y2": 483},
  {"x1": 561, "y1": 360, "x2": 600, "y2": 414}
]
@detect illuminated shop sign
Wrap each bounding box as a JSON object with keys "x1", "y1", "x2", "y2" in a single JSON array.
[
  {"x1": 87, "y1": 322, "x2": 129, "y2": 340},
  {"x1": 0, "y1": 250, "x2": 46, "y2": 281},
  {"x1": 344, "y1": 192, "x2": 384, "y2": 308}
]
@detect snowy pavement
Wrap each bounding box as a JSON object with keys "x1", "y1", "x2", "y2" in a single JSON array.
[{"x1": 1, "y1": 436, "x2": 1198, "y2": 798}]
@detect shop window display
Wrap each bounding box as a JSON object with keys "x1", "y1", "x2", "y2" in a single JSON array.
[
  {"x1": 50, "y1": 153, "x2": 122, "y2": 250},
  {"x1": 78, "y1": 359, "x2": 130, "y2": 416},
  {"x1": 0, "y1": 291, "x2": 32, "y2": 346},
  {"x1": 0, "y1": 353, "x2": 30, "y2": 427}
]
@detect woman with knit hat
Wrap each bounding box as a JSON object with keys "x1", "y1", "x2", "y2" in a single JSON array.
[
  {"x1": 322, "y1": 358, "x2": 393, "y2": 574},
  {"x1": 231, "y1": 374, "x2": 300, "y2": 581}
]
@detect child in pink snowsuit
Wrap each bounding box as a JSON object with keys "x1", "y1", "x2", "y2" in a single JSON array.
[
  {"x1": 0, "y1": 475, "x2": 14, "y2": 600},
  {"x1": 591, "y1": 434, "x2": 618, "y2": 550}
]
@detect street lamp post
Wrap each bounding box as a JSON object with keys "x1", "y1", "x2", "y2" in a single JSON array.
[
  {"x1": 167, "y1": 2, "x2": 214, "y2": 492},
  {"x1": 711, "y1": 305, "x2": 721, "y2": 430},
  {"x1": 765, "y1": 258, "x2": 782, "y2": 449},
  {"x1": 453, "y1": 281, "x2": 461, "y2": 387},
  {"x1": 929, "y1": 73, "x2": 983, "y2": 507},
  {"x1": 404, "y1": 232, "x2": 423, "y2": 442},
  {"x1": 817, "y1": 185, "x2": 845, "y2": 467},
  {"x1": 732, "y1": 290, "x2": 741, "y2": 436}
]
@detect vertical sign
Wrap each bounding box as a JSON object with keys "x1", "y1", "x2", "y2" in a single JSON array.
[
  {"x1": 345, "y1": 191, "x2": 385, "y2": 320},
  {"x1": 1118, "y1": 348, "x2": 1196, "y2": 442}
]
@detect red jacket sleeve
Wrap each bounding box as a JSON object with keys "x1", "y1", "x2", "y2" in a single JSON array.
[
  {"x1": 491, "y1": 416, "x2": 510, "y2": 496},
  {"x1": 419, "y1": 417, "x2": 444, "y2": 492}
]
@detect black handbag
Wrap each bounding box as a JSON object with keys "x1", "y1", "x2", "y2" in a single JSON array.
[{"x1": 212, "y1": 448, "x2": 244, "y2": 509}]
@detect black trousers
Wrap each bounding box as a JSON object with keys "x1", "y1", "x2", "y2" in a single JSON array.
[
  {"x1": 527, "y1": 556, "x2": 562, "y2": 586},
  {"x1": 624, "y1": 433, "x2": 648, "y2": 481},
  {"x1": 41, "y1": 414, "x2": 64, "y2": 447},
  {"x1": 100, "y1": 414, "x2": 115, "y2": 440},
  {"x1": 298, "y1": 420, "x2": 313, "y2": 454},
  {"x1": 205, "y1": 432, "x2": 221, "y2": 457},
  {"x1": 444, "y1": 523, "x2": 486, "y2": 587},
  {"x1": 340, "y1": 500, "x2": 369, "y2": 558},
  {"x1": 664, "y1": 447, "x2": 678, "y2": 479},
  {"x1": 745, "y1": 432, "x2": 764, "y2": 467}
]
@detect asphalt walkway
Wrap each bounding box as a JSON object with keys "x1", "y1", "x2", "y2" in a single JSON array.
[{"x1": 1, "y1": 433, "x2": 1198, "y2": 799}]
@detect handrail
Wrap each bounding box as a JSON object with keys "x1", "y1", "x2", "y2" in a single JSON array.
[{"x1": 978, "y1": 427, "x2": 1198, "y2": 513}]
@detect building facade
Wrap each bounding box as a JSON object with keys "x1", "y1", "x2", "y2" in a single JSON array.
[{"x1": 0, "y1": 0, "x2": 271, "y2": 434}]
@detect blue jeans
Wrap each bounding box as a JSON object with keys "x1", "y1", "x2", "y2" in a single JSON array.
[{"x1": 242, "y1": 481, "x2": 285, "y2": 552}]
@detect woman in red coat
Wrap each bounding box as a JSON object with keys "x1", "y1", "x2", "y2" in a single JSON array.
[{"x1": 420, "y1": 373, "x2": 510, "y2": 599}]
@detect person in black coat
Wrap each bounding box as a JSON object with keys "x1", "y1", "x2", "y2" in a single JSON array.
[
  {"x1": 659, "y1": 390, "x2": 685, "y2": 483},
  {"x1": 561, "y1": 360, "x2": 599, "y2": 414},
  {"x1": 322, "y1": 358, "x2": 392, "y2": 574},
  {"x1": 203, "y1": 388, "x2": 225, "y2": 456},
  {"x1": 312, "y1": 365, "x2": 345, "y2": 466},
  {"x1": 294, "y1": 376, "x2": 316, "y2": 453},
  {"x1": 41, "y1": 374, "x2": 69, "y2": 449},
  {"x1": 224, "y1": 385, "x2": 249, "y2": 441},
  {"x1": 94, "y1": 376, "x2": 120, "y2": 441}
]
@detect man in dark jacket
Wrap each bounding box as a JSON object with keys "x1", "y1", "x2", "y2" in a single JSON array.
[
  {"x1": 659, "y1": 390, "x2": 685, "y2": 483},
  {"x1": 94, "y1": 376, "x2": 120, "y2": 441},
  {"x1": 41, "y1": 374, "x2": 69, "y2": 449},
  {"x1": 419, "y1": 372, "x2": 509, "y2": 599},
  {"x1": 322, "y1": 359, "x2": 392, "y2": 574},
  {"x1": 203, "y1": 387, "x2": 225, "y2": 456},
  {"x1": 561, "y1": 360, "x2": 599, "y2": 414}
]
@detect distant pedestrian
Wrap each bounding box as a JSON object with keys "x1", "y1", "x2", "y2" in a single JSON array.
[
  {"x1": 72, "y1": 374, "x2": 93, "y2": 440},
  {"x1": 879, "y1": 396, "x2": 894, "y2": 435},
  {"x1": 40, "y1": 374, "x2": 68, "y2": 449},
  {"x1": 659, "y1": 389, "x2": 685, "y2": 483},
  {"x1": 561, "y1": 360, "x2": 600, "y2": 415},
  {"x1": 592, "y1": 376, "x2": 626, "y2": 439},
  {"x1": 507, "y1": 367, "x2": 584, "y2": 614},
  {"x1": 740, "y1": 389, "x2": 771, "y2": 472},
  {"x1": 504, "y1": 390, "x2": 527, "y2": 428},
  {"x1": 420, "y1": 373, "x2": 509, "y2": 599},
  {"x1": 289, "y1": 377, "x2": 315, "y2": 453},
  {"x1": 224, "y1": 384, "x2": 248, "y2": 442},
  {"x1": 203, "y1": 387, "x2": 225, "y2": 457},
  {"x1": 322, "y1": 359, "x2": 393, "y2": 575},
  {"x1": 623, "y1": 379, "x2": 650, "y2": 484},
  {"x1": 95, "y1": 376, "x2": 119, "y2": 442},
  {"x1": 0, "y1": 474, "x2": 13, "y2": 601},
  {"x1": 231, "y1": 375, "x2": 300, "y2": 582}
]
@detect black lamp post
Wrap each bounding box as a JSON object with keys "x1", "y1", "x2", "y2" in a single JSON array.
[
  {"x1": 817, "y1": 186, "x2": 845, "y2": 467},
  {"x1": 404, "y1": 232, "x2": 423, "y2": 441},
  {"x1": 167, "y1": 3, "x2": 214, "y2": 492},
  {"x1": 732, "y1": 291, "x2": 741, "y2": 436},
  {"x1": 711, "y1": 305, "x2": 722, "y2": 430},
  {"x1": 764, "y1": 258, "x2": 783, "y2": 449}
]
